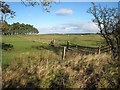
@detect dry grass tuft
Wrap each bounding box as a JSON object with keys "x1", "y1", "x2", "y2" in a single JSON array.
[{"x1": 2, "y1": 51, "x2": 119, "y2": 89}]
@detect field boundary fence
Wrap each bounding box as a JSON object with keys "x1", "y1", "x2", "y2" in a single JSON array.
[
  {"x1": 48, "y1": 40, "x2": 111, "y2": 59},
  {"x1": 61, "y1": 41, "x2": 111, "y2": 59},
  {"x1": 97, "y1": 45, "x2": 111, "y2": 54}
]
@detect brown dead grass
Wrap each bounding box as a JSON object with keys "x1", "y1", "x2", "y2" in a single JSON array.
[{"x1": 2, "y1": 51, "x2": 119, "y2": 89}]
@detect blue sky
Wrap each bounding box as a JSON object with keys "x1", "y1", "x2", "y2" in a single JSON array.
[{"x1": 7, "y1": 2, "x2": 119, "y2": 34}]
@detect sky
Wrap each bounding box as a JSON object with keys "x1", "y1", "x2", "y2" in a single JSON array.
[{"x1": 6, "y1": 1, "x2": 119, "y2": 34}]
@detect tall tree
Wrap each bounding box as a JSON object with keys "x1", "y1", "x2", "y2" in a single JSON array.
[
  {"x1": 1, "y1": 21, "x2": 9, "y2": 35},
  {"x1": 0, "y1": 1, "x2": 15, "y2": 22},
  {"x1": 0, "y1": 1, "x2": 15, "y2": 34},
  {"x1": 87, "y1": 2, "x2": 120, "y2": 61}
]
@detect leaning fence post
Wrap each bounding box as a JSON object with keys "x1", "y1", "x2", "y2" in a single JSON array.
[
  {"x1": 66, "y1": 41, "x2": 70, "y2": 50},
  {"x1": 62, "y1": 47, "x2": 66, "y2": 60},
  {"x1": 98, "y1": 46, "x2": 101, "y2": 54}
]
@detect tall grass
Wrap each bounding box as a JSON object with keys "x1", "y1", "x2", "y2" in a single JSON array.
[{"x1": 2, "y1": 50, "x2": 119, "y2": 89}]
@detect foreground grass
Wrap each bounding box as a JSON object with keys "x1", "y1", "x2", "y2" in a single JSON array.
[
  {"x1": 2, "y1": 51, "x2": 119, "y2": 88},
  {"x1": 2, "y1": 34, "x2": 119, "y2": 89},
  {"x1": 2, "y1": 34, "x2": 105, "y2": 66}
]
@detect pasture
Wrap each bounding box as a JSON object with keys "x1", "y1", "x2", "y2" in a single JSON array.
[
  {"x1": 2, "y1": 34, "x2": 104, "y2": 66},
  {"x1": 2, "y1": 34, "x2": 119, "y2": 89}
]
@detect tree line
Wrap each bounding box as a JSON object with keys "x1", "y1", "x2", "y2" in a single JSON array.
[{"x1": 2, "y1": 21, "x2": 39, "y2": 35}]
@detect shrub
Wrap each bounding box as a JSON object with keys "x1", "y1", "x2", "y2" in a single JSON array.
[{"x1": 2, "y1": 43, "x2": 14, "y2": 51}]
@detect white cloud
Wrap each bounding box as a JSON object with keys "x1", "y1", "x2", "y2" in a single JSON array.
[
  {"x1": 38, "y1": 22, "x2": 99, "y2": 34},
  {"x1": 55, "y1": 8, "x2": 73, "y2": 15},
  {"x1": 79, "y1": 22, "x2": 99, "y2": 32},
  {"x1": 59, "y1": 22, "x2": 99, "y2": 33}
]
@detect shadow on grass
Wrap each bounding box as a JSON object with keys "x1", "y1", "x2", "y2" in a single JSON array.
[
  {"x1": 2, "y1": 80, "x2": 40, "y2": 89},
  {"x1": 32, "y1": 45, "x2": 63, "y2": 55},
  {"x1": 1, "y1": 42, "x2": 14, "y2": 51},
  {"x1": 32, "y1": 43, "x2": 99, "y2": 55},
  {"x1": 61, "y1": 43, "x2": 98, "y2": 55}
]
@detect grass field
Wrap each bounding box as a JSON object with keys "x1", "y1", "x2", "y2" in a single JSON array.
[
  {"x1": 2, "y1": 34, "x2": 119, "y2": 89},
  {"x1": 2, "y1": 34, "x2": 105, "y2": 66}
]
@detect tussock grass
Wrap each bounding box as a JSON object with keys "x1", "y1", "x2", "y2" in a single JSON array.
[{"x1": 2, "y1": 51, "x2": 119, "y2": 89}]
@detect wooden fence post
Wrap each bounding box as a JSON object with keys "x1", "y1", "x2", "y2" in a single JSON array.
[
  {"x1": 62, "y1": 47, "x2": 66, "y2": 60},
  {"x1": 46, "y1": 59, "x2": 48, "y2": 69},
  {"x1": 50, "y1": 39, "x2": 55, "y2": 47},
  {"x1": 98, "y1": 46, "x2": 101, "y2": 54},
  {"x1": 53, "y1": 40, "x2": 55, "y2": 45},
  {"x1": 66, "y1": 41, "x2": 70, "y2": 50},
  {"x1": 76, "y1": 45, "x2": 78, "y2": 49}
]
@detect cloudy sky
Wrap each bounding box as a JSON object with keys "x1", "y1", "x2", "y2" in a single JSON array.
[{"x1": 7, "y1": 2, "x2": 118, "y2": 34}]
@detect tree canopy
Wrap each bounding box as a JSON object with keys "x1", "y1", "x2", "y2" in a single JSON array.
[
  {"x1": 87, "y1": 2, "x2": 120, "y2": 61},
  {"x1": 0, "y1": 1, "x2": 15, "y2": 22},
  {"x1": 21, "y1": 0, "x2": 58, "y2": 12},
  {"x1": 2, "y1": 22, "x2": 39, "y2": 35},
  {"x1": 0, "y1": 1, "x2": 54, "y2": 35}
]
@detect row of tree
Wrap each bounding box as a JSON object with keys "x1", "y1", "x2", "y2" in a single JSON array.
[{"x1": 2, "y1": 22, "x2": 39, "y2": 35}]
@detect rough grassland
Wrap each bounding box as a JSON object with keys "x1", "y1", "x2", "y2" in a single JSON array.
[
  {"x1": 2, "y1": 52, "x2": 119, "y2": 88},
  {"x1": 2, "y1": 34, "x2": 119, "y2": 89},
  {"x1": 2, "y1": 34, "x2": 104, "y2": 66}
]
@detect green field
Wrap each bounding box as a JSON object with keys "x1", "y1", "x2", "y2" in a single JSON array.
[
  {"x1": 2, "y1": 34, "x2": 104, "y2": 66},
  {"x1": 2, "y1": 34, "x2": 119, "y2": 89}
]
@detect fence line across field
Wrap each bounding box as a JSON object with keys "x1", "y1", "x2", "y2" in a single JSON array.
[
  {"x1": 97, "y1": 46, "x2": 111, "y2": 54},
  {"x1": 49, "y1": 40, "x2": 111, "y2": 59}
]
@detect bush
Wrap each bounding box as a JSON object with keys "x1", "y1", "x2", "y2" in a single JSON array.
[{"x1": 2, "y1": 43, "x2": 14, "y2": 51}]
